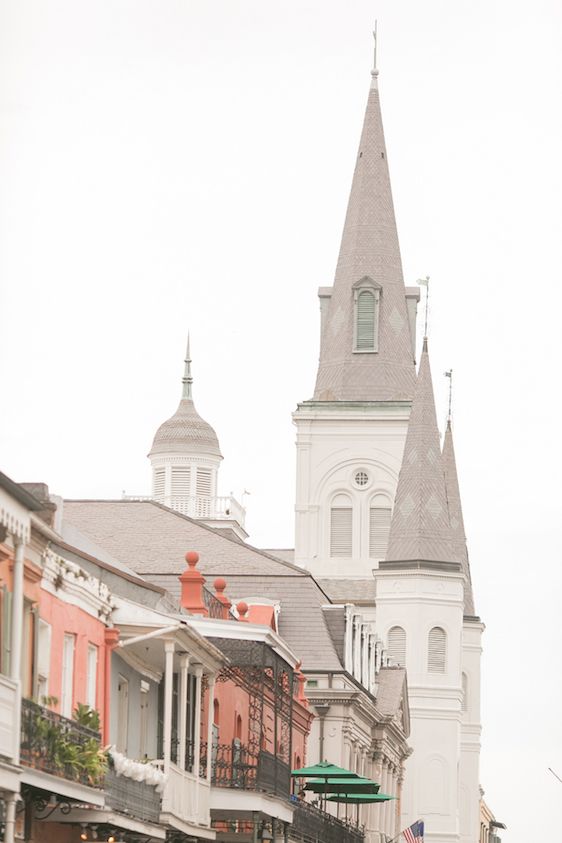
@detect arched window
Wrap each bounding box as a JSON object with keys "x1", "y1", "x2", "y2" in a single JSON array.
[
  {"x1": 428, "y1": 627, "x2": 447, "y2": 673},
  {"x1": 387, "y1": 626, "x2": 406, "y2": 666},
  {"x1": 235, "y1": 714, "x2": 242, "y2": 740},
  {"x1": 213, "y1": 698, "x2": 220, "y2": 726},
  {"x1": 461, "y1": 673, "x2": 468, "y2": 712},
  {"x1": 330, "y1": 494, "x2": 352, "y2": 557},
  {"x1": 353, "y1": 277, "x2": 381, "y2": 352},
  {"x1": 369, "y1": 495, "x2": 392, "y2": 559}
]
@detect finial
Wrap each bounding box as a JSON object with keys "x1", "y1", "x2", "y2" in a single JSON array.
[
  {"x1": 444, "y1": 369, "x2": 453, "y2": 426},
  {"x1": 182, "y1": 333, "x2": 193, "y2": 400},
  {"x1": 416, "y1": 276, "x2": 430, "y2": 339},
  {"x1": 371, "y1": 21, "x2": 379, "y2": 88}
]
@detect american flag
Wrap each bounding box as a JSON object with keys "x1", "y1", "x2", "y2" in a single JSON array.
[{"x1": 403, "y1": 820, "x2": 424, "y2": 843}]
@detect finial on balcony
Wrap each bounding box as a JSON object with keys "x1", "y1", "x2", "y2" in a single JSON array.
[
  {"x1": 178, "y1": 551, "x2": 208, "y2": 616},
  {"x1": 214, "y1": 577, "x2": 233, "y2": 620},
  {"x1": 237, "y1": 601, "x2": 249, "y2": 622}
]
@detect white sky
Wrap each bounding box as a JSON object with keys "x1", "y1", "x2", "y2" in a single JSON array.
[{"x1": 1, "y1": 2, "x2": 561, "y2": 839}]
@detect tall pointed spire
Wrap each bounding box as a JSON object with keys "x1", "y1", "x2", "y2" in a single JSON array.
[
  {"x1": 442, "y1": 420, "x2": 475, "y2": 614},
  {"x1": 182, "y1": 333, "x2": 193, "y2": 400},
  {"x1": 385, "y1": 340, "x2": 454, "y2": 563},
  {"x1": 313, "y1": 56, "x2": 416, "y2": 402}
]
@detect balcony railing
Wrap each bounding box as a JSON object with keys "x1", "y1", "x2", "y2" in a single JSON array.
[
  {"x1": 290, "y1": 801, "x2": 365, "y2": 843},
  {"x1": 122, "y1": 493, "x2": 246, "y2": 527},
  {"x1": 104, "y1": 768, "x2": 161, "y2": 824},
  {"x1": 20, "y1": 698, "x2": 103, "y2": 788},
  {"x1": 200, "y1": 742, "x2": 291, "y2": 800}
]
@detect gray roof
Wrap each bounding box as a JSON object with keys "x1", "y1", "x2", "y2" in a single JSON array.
[
  {"x1": 322, "y1": 605, "x2": 346, "y2": 666},
  {"x1": 149, "y1": 398, "x2": 222, "y2": 459},
  {"x1": 62, "y1": 500, "x2": 343, "y2": 671},
  {"x1": 442, "y1": 422, "x2": 475, "y2": 615},
  {"x1": 316, "y1": 578, "x2": 376, "y2": 604},
  {"x1": 313, "y1": 76, "x2": 416, "y2": 402},
  {"x1": 385, "y1": 340, "x2": 455, "y2": 563},
  {"x1": 375, "y1": 666, "x2": 407, "y2": 718}
]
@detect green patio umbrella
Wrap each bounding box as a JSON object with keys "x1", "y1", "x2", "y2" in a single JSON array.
[
  {"x1": 305, "y1": 776, "x2": 380, "y2": 793},
  {"x1": 291, "y1": 761, "x2": 360, "y2": 778},
  {"x1": 327, "y1": 793, "x2": 395, "y2": 803}
]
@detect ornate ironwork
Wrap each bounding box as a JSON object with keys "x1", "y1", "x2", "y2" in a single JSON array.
[
  {"x1": 202, "y1": 585, "x2": 226, "y2": 619},
  {"x1": 290, "y1": 801, "x2": 365, "y2": 843},
  {"x1": 104, "y1": 767, "x2": 161, "y2": 824},
  {"x1": 200, "y1": 741, "x2": 290, "y2": 798},
  {"x1": 20, "y1": 698, "x2": 103, "y2": 787}
]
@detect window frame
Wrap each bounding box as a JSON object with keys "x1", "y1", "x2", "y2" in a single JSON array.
[{"x1": 352, "y1": 276, "x2": 381, "y2": 354}]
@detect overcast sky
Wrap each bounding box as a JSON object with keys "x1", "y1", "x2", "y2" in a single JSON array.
[{"x1": 1, "y1": 2, "x2": 561, "y2": 839}]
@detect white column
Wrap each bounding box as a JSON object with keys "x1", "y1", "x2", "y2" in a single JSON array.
[
  {"x1": 381, "y1": 761, "x2": 390, "y2": 837},
  {"x1": 10, "y1": 537, "x2": 24, "y2": 683},
  {"x1": 178, "y1": 654, "x2": 190, "y2": 770},
  {"x1": 193, "y1": 665, "x2": 203, "y2": 777},
  {"x1": 163, "y1": 640, "x2": 175, "y2": 770},
  {"x1": 3, "y1": 794, "x2": 17, "y2": 843},
  {"x1": 206, "y1": 675, "x2": 216, "y2": 785}
]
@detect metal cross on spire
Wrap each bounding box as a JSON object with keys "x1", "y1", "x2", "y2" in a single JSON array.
[
  {"x1": 182, "y1": 333, "x2": 193, "y2": 400},
  {"x1": 417, "y1": 276, "x2": 430, "y2": 338},
  {"x1": 372, "y1": 21, "x2": 378, "y2": 72},
  {"x1": 444, "y1": 369, "x2": 453, "y2": 423}
]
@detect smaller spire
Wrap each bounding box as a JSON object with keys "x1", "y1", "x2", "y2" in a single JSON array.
[
  {"x1": 371, "y1": 21, "x2": 379, "y2": 89},
  {"x1": 444, "y1": 369, "x2": 453, "y2": 426},
  {"x1": 417, "y1": 276, "x2": 430, "y2": 340},
  {"x1": 182, "y1": 334, "x2": 193, "y2": 400}
]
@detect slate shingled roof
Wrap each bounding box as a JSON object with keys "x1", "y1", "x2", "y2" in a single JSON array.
[
  {"x1": 313, "y1": 74, "x2": 416, "y2": 402},
  {"x1": 385, "y1": 340, "x2": 455, "y2": 564},
  {"x1": 62, "y1": 500, "x2": 343, "y2": 671},
  {"x1": 442, "y1": 421, "x2": 475, "y2": 615},
  {"x1": 316, "y1": 578, "x2": 377, "y2": 605},
  {"x1": 149, "y1": 397, "x2": 222, "y2": 458},
  {"x1": 375, "y1": 666, "x2": 407, "y2": 718}
]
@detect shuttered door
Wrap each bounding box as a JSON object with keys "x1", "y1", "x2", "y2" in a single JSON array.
[
  {"x1": 369, "y1": 507, "x2": 392, "y2": 558},
  {"x1": 172, "y1": 467, "x2": 191, "y2": 496},
  {"x1": 428, "y1": 627, "x2": 447, "y2": 673},
  {"x1": 387, "y1": 626, "x2": 406, "y2": 666},
  {"x1": 356, "y1": 291, "x2": 376, "y2": 350},
  {"x1": 330, "y1": 507, "x2": 352, "y2": 557},
  {"x1": 153, "y1": 469, "x2": 165, "y2": 499}
]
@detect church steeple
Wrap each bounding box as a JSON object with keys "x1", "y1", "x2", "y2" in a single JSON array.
[
  {"x1": 442, "y1": 420, "x2": 476, "y2": 615},
  {"x1": 385, "y1": 340, "x2": 454, "y2": 563},
  {"x1": 313, "y1": 61, "x2": 416, "y2": 402}
]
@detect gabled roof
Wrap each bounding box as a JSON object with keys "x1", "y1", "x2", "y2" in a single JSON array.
[
  {"x1": 313, "y1": 71, "x2": 415, "y2": 402},
  {"x1": 62, "y1": 499, "x2": 344, "y2": 671},
  {"x1": 385, "y1": 340, "x2": 455, "y2": 564},
  {"x1": 442, "y1": 421, "x2": 475, "y2": 614}
]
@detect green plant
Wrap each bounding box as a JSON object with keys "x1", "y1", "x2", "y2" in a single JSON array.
[{"x1": 73, "y1": 703, "x2": 101, "y2": 731}]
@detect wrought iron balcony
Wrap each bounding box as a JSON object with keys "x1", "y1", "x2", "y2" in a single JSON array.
[
  {"x1": 290, "y1": 801, "x2": 365, "y2": 843},
  {"x1": 20, "y1": 698, "x2": 104, "y2": 788},
  {"x1": 201, "y1": 741, "x2": 291, "y2": 800},
  {"x1": 104, "y1": 768, "x2": 161, "y2": 824}
]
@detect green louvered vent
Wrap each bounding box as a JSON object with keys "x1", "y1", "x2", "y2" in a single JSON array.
[{"x1": 356, "y1": 290, "x2": 376, "y2": 350}]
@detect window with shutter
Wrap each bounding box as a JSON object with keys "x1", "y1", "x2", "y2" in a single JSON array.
[
  {"x1": 369, "y1": 506, "x2": 392, "y2": 558},
  {"x1": 387, "y1": 626, "x2": 406, "y2": 666},
  {"x1": 196, "y1": 468, "x2": 212, "y2": 497},
  {"x1": 356, "y1": 290, "x2": 376, "y2": 350},
  {"x1": 172, "y1": 467, "x2": 191, "y2": 496},
  {"x1": 153, "y1": 469, "x2": 165, "y2": 500},
  {"x1": 330, "y1": 495, "x2": 352, "y2": 557},
  {"x1": 428, "y1": 627, "x2": 447, "y2": 673},
  {"x1": 61, "y1": 633, "x2": 76, "y2": 717}
]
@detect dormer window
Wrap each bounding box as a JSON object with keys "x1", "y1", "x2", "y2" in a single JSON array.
[{"x1": 353, "y1": 276, "x2": 381, "y2": 352}]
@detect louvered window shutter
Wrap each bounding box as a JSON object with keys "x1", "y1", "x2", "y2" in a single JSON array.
[
  {"x1": 196, "y1": 468, "x2": 212, "y2": 497},
  {"x1": 330, "y1": 507, "x2": 352, "y2": 557},
  {"x1": 428, "y1": 627, "x2": 447, "y2": 673},
  {"x1": 356, "y1": 291, "x2": 376, "y2": 350},
  {"x1": 387, "y1": 626, "x2": 406, "y2": 666},
  {"x1": 153, "y1": 469, "x2": 165, "y2": 499},
  {"x1": 172, "y1": 467, "x2": 191, "y2": 496},
  {"x1": 369, "y1": 507, "x2": 392, "y2": 558}
]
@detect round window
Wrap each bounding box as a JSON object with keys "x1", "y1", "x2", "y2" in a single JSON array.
[{"x1": 354, "y1": 470, "x2": 369, "y2": 487}]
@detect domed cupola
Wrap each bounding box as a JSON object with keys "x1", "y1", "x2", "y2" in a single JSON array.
[{"x1": 148, "y1": 337, "x2": 223, "y2": 515}]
